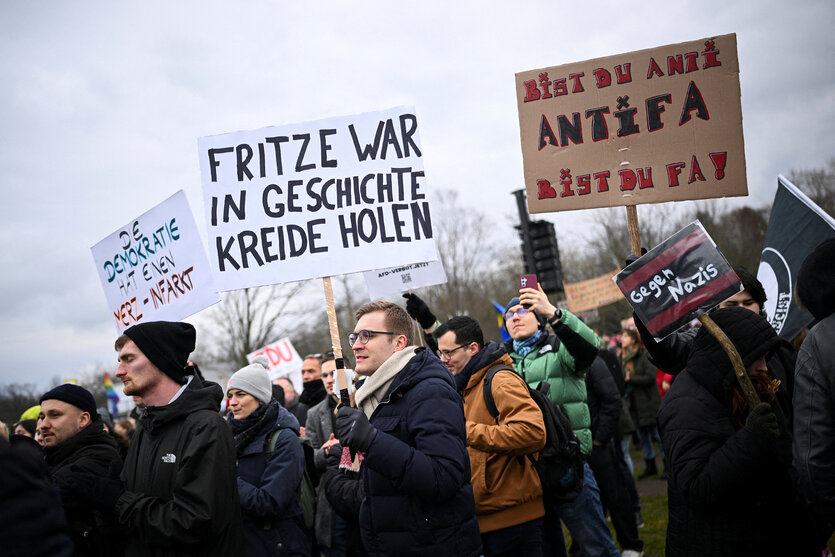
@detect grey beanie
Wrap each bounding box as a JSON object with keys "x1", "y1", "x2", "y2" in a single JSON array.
[{"x1": 226, "y1": 355, "x2": 272, "y2": 404}]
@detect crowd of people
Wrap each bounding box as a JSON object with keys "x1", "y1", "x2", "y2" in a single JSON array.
[{"x1": 1, "y1": 238, "x2": 833, "y2": 557}]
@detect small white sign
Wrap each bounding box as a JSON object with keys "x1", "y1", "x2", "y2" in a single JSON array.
[
  {"x1": 91, "y1": 190, "x2": 221, "y2": 332},
  {"x1": 363, "y1": 260, "x2": 447, "y2": 299},
  {"x1": 248, "y1": 337, "x2": 304, "y2": 392}
]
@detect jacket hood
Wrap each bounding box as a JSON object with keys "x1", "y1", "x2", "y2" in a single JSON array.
[
  {"x1": 140, "y1": 376, "x2": 224, "y2": 432},
  {"x1": 275, "y1": 400, "x2": 300, "y2": 434},
  {"x1": 686, "y1": 307, "x2": 780, "y2": 398},
  {"x1": 43, "y1": 419, "x2": 118, "y2": 465},
  {"x1": 456, "y1": 342, "x2": 507, "y2": 392}
]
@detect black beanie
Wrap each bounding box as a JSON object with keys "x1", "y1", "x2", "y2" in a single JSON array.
[
  {"x1": 733, "y1": 266, "x2": 767, "y2": 307},
  {"x1": 797, "y1": 237, "x2": 835, "y2": 321},
  {"x1": 40, "y1": 384, "x2": 98, "y2": 418},
  {"x1": 123, "y1": 321, "x2": 196, "y2": 384}
]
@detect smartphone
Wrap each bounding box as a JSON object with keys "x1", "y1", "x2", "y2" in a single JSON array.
[{"x1": 520, "y1": 274, "x2": 537, "y2": 307}]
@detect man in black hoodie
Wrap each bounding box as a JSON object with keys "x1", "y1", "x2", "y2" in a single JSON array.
[
  {"x1": 68, "y1": 321, "x2": 244, "y2": 557},
  {"x1": 39, "y1": 384, "x2": 122, "y2": 556}
]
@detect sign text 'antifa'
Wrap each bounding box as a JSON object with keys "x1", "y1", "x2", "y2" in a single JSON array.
[{"x1": 205, "y1": 113, "x2": 432, "y2": 271}]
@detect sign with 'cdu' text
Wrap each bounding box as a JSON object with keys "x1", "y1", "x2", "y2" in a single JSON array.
[
  {"x1": 91, "y1": 190, "x2": 221, "y2": 332},
  {"x1": 614, "y1": 221, "x2": 742, "y2": 341},
  {"x1": 198, "y1": 106, "x2": 439, "y2": 291}
]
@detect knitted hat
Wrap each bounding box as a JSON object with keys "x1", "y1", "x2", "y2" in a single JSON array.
[
  {"x1": 123, "y1": 321, "x2": 196, "y2": 384},
  {"x1": 40, "y1": 384, "x2": 98, "y2": 418},
  {"x1": 227, "y1": 355, "x2": 272, "y2": 404},
  {"x1": 797, "y1": 238, "x2": 835, "y2": 322},
  {"x1": 504, "y1": 296, "x2": 547, "y2": 329}
]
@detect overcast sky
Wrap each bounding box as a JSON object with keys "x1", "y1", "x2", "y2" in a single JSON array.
[{"x1": 1, "y1": 1, "x2": 833, "y2": 392}]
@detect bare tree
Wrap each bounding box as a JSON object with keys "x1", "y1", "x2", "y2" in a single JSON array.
[
  {"x1": 201, "y1": 283, "x2": 310, "y2": 369},
  {"x1": 789, "y1": 157, "x2": 835, "y2": 217}
]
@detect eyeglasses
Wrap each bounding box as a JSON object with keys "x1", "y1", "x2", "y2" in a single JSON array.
[
  {"x1": 348, "y1": 330, "x2": 395, "y2": 346},
  {"x1": 436, "y1": 345, "x2": 467, "y2": 359},
  {"x1": 505, "y1": 307, "x2": 531, "y2": 321}
]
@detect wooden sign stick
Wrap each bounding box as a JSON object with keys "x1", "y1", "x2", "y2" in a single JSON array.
[
  {"x1": 623, "y1": 205, "x2": 760, "y2": 407},
  {"x1": 322, "y1": 277, "x2": 351, "y2": 408}
]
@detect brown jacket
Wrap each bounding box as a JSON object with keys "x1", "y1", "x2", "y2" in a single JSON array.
[{"x1": 463, "y1": 349, "x2": 546, "y2": 533}]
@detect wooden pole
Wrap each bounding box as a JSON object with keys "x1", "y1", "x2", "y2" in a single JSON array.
[
  {"x1": 322, "y1": 277, "x2": 351, "y2": 408},
  {"x1": 698, "y1": 313, "x2": 761, "y2": 407},
  {"x1": 626, "y1": 205, "x2": 641, "y2": 256}
]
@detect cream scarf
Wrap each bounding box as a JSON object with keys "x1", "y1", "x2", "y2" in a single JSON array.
[{"x1": 355, "y1": 347, "x2": 417, "y2": 418}]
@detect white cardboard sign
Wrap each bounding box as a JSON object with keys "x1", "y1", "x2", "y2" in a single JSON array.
[
  {"x1": 363, "y1": 260, "x2": 447, "y2": 299},
  {"x1": 91, "y1": 190, "x2": 221, "y2": 332},
  {"x1": 198, "y1": 106, "x2": 439, "y2": 291},
  {"x1": 247, "y1": 337, "x2": 304, "y2": 392}
]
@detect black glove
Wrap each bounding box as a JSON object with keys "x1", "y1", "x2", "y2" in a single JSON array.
[
  {"x1": 325, "y1": 442, "x2": 344, "y2": 467},
  {"x1": 336, "y1": 406, "x2": 377, "y2": 453},
  {"x1": 402, "y1": 293, "x2": 437, "y2": 329},
  {"x1": 66, "y1": 461, "x2": 125, "y2": 511},
  {"x1": 623, "y1": 248, "x2": 648, "y2": 269},
  {"x1": 745, "y1": 402, "x2": 779, "y2": 440}
]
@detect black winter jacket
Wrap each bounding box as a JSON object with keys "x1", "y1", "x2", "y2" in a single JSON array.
[
  {"x1": 231, "y1": 400, "x2": 308, "y2": 557},
  {"x1": 359, "y1": 347, "x2": 482, "y2": 557},
  {"x1": 658, "y1": 308, "x2": 817, "y2": 556},
  {"x1": 585, "y1": 356, "x2": 622, "y2": 446},
  {"x1": 115, "y1": 377, "x2": 245, "y2": 557},
  {"x1": 794, "y1": 312, "x2": 835, "y2": 532},
  {"x1": 44, "y1": 420, "x2": 122, "y2": 556}
]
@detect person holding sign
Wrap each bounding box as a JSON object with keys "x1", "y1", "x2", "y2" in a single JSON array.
[
  {"x1": 658, "y1": 307, "x2": 819, "y2": 556},
  {"x1": 503, "y1": 287, "x2": 620, "y2": 557},
  {"x1": 335, "y1": 301, "x2": 482, "y2": 557}
]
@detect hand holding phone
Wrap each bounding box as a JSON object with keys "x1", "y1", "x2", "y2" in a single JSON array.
[{"x1": 520, "y1": 275, "x2": 537, "y2": 308}]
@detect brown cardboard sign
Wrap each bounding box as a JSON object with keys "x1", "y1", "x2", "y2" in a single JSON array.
[
  {"x1": 515, "y1": 34, "x2": 748, "y2": 214},
  {"x1": 564, "y1": 269, "x2": 623, "y2": 313}
]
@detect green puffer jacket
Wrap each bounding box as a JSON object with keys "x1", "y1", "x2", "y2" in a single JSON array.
[{"x1": 506, "y1": 310, "x2": 600, "y2": 455}]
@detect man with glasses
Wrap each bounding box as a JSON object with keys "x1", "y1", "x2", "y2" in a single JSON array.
[
  {"x1": 435, "y1": 316, "x2": 546, "y2": 557},
  {"x1": 335, "y1": 301, "x2": 482, "y2": 556},
  {"x1": 504, "y1": 287, "x2": 622, "y2": 557}
]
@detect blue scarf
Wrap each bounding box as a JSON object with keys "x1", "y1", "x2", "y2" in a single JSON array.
[{"x1": 513, "y1": 330, "x2": 543, "y2": 358}]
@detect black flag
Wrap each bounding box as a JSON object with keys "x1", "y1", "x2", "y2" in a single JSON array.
[{"x1": 757, "y1": 175, "x2": 835, "y2": 340}]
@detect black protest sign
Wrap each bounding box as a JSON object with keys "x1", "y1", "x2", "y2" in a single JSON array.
[
  {"x1": 758, "y1": 175, "x2": 835, "y2": 339},
  {"x1": 197, "y1": 107, "x2": 439, "y2": 292},
  {"x1": 614, "y1": 221, "x2": 741, "y2": 340}
]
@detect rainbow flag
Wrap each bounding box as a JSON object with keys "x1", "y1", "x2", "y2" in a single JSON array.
[{"x1": 104, "y1": 373, "x2": 120, "y2": 417}]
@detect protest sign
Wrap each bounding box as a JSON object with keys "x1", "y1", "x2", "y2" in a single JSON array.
[
  {"x1": 516, "y1": 34, "x2": 748, "y2": 214},
  {"x1": 564, "y1": 269, "x2": 623, "y2": 313},
  {"x1": 614, "y1": 221, "x2": 741, "y2": 341},
  {"x1": 363, "y1": 260, "x2": 447, "y2": 299},
  {"x1": 198, "y1": 106, "x2": 439, "y2": 291},
  {"x1": 248, "y1": 337, "x2": 304, "y2": 391},
  {"x1": 758, "y1": 175, "x2": 835, "y2": 340},
  {"x1": 91, "y1": 190, "x2": 221, "y2": 332}
]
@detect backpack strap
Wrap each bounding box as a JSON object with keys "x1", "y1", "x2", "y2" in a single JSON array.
[
  {"x1": 265, "y1": 428, "x2": 283, "y2": 462},
  {"x1": 483, "y1": 364, "x2": 517, "y2": 424}
]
